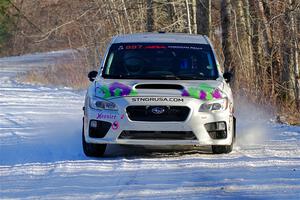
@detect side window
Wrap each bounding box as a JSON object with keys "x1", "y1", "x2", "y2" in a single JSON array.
[
  {"x1": 210, "y1": 46, "x2": 222, "y2": 73},
  {"x1": 105, "y1": 52, "x2": 114, "y2": 74},
  {"x1": 207, "y1": 53, "x2": 216, "y2": 76}
]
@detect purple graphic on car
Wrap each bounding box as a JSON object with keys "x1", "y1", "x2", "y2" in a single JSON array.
[
  {"x1": 199, "y1": 90, "x2": 207, "y2": 100},
  {"x1": 96, "y1": 82, "x2": 138, "y2": 98}
]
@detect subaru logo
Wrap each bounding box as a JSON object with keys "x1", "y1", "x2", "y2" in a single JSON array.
[{"x1": 151, "y1": 107, "x2": 165, "y2": 114}]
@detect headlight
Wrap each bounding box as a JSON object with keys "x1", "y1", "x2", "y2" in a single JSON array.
[
  {"x1": 199, "y1": 98, "x2": 228, "y2": 112},
  {"x1": 89, "y1": 97, "x2": 118, "y2": 111}
]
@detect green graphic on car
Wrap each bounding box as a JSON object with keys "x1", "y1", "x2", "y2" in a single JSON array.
[{"x1": 96, "y1": 82, "x2": 222, "y2": 101}]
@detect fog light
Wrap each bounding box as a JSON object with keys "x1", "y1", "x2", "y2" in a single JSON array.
[
  {"x1": 216, "y1": 122, "x2": 226, "y2": 130},
  {"x1": 204, "y1": 121, "x2": 227, "y2": 139},
  {"x1": 89, "y1": 120, "x2": 112, "y2": 138},
  {"x1": 90, "y1": 120, "x2": 97, "y2": 128}
]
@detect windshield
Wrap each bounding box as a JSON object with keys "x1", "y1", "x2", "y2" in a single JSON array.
[{"x1": 102, "y1": 43, "x2": 219, "y2": 80}]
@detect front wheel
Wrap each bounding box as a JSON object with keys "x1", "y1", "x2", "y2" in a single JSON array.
[
  {"x1": 82, "y1": 125, "x2": 107, "y2": 157},
  {"x1": 212, "y1": 144, "x2": 233, "y2": 154}
]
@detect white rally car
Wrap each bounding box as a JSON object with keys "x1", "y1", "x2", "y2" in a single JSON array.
[{"x1": 82, "y1": 33, "x2": 236, "y2": 157}]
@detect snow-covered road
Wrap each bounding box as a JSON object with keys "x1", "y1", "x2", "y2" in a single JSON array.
[{"x1": 0, "y1": 52, "x2": 300, "y2": 199}]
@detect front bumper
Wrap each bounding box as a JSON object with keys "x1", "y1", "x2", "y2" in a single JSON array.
[{"x1": 83, "y1": 96, "x2": 234, "y2": 146}]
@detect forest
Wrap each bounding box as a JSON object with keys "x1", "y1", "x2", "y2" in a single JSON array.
[{"x1": 0, "y1": 0, "x2": 299, "y2": 123}]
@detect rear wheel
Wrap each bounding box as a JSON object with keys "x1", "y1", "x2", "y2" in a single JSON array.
[{"x1": 82, "y1": 125, "x2": 106, "y2": 157}]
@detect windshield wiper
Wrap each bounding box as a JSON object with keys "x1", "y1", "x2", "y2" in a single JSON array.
[
  {"x1": 160, "y1": 75, "x2": 180, "y2": 80},
  {"x1": 176, "y1": 74, "x2": 216, "y2": 80},
  {"x1": 132, "y1": 75, "x2": 181, "y2": 80},
  {"x1": 103, "y1": 74, "x2": 125, "y2": 79}
]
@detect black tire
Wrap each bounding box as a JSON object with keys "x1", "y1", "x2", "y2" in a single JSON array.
[
  {"x1": 82, "y1": 125, "x2": 107, "y2": 157},
  {"x1": 233, "y1": 116, "x2": 236, "y2": 143},
  {"x1": 212, "y1": 144, "x2": 233, "y2": 154}
]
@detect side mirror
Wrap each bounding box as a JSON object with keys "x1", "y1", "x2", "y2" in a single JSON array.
[
  {"x1": 88, "y1": 71, "x2": 98, "y2": 82},
  {"x1": 223, "y1": 72, "x2": 232, "y2": 83}
]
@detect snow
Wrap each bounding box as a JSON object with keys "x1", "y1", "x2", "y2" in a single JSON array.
[{"x1": 1, "y1": 52, "x2": 300, "y2": 199}]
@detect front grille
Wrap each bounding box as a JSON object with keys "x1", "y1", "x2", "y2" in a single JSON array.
[
  {"x1": 126, "y1": 106, "x2": 190, "y2": 121},
  {"x1": 118, "y1": 130, "x2": 197, "y2": 140}
]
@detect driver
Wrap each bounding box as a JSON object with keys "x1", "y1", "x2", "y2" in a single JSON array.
[{"x1": 123, "y1": 51, "x2": 145, "y2": 75}]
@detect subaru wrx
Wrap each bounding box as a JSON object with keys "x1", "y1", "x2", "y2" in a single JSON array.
[{"x1": 82, "y1": 33, "x2": 236, "y2": 157}]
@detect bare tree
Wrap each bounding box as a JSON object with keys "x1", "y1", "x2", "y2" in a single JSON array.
[
  {"x1": 221, "y1": 0, "x2": 235, "y2": 79},
  {"x1": 289, "y1": 0, "x2": 300, "y2": 110},
  {"x1": 281, "y1": 0, "x2": 295, "y2": 101},
  {"x1": 233, "y1": 0, "x2": 254, "y2": 90},
  {"x1": 185, "y1": 0, "x2": 192, "y2": 34},
  {"x1": 121, "y1": 0, "x2": 132, "y2": 33},
  {"x1": 192, "y1": 0, "x2": 197, "y2": 34},
  {"x1": 196, "y1": 0, "x2": 211, "y2": 37},
  {"x1": 146, "y1": 0, "x2": 154, "y2": 32}
]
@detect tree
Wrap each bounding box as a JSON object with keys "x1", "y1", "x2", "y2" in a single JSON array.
[
  {"x1": 185, "y1": 0, "x2": 192, "y2": 34},
  {"x1": 282, "y1": 0, "x2": 295, "y2": 101},
  {"x1": 146, "y1": 0, "x2": 154, "y2": 32},
  {"x1": 221, "y1": 0, "x2": 235, "y2": 83},
  {"x1": 289, "y1": 0, "x2": 300, "y2": 110},
  {"x1": 196, "y1": 0, "x2": 211, "y2": 37},
  {"x1": 233, "y1": 0, "x2": 254, "y2": 90},
  {"x1": 0, "y1": 0, "x2": 12, "y2": 49}
]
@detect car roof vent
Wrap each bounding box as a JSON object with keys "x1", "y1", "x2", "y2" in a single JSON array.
[{"x1": 135, "y1": 84, "x2": 183, "y2": 90}]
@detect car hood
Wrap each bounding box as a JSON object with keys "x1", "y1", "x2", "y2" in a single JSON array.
[{"x1": 93, "y1": 79, "x2": 225, "y2": 101}]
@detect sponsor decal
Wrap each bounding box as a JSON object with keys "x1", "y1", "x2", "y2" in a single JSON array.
[
  {"x1": 96, "y1": 112, "x2": 126, "y2": 120},
  {"x1": 124, "y1": 45, "x2": 167, "y2": 49},
  {"x1": 168, "y1": 46, "x2": 203, "y2": 50},
  {"x1": 131, "y1": 97, "x2": 184, "y2": 102},
  {"x1": 119, "y1": 44, "x2": 203, "y2": 50},
  {"x1": 111, "y1": 121, "x2": 119, "y2": 130},
  {"x1": 96, "y1": 112, "x2": 117, "y2": 120}
]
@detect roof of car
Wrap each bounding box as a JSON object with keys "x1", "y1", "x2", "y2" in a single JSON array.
[{"x1": 112, "y1": 33, "x2": 209, "y2": 45}]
